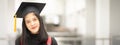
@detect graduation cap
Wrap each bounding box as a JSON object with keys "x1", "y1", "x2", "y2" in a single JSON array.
[{"x1": 14, "y1": 2, "x2": 46, "y2": 32}]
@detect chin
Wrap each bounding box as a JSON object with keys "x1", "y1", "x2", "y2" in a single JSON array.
[
  {"x1": 31, "y1": 31, "x2": 38, "y2": 34},
  {"x1": 31, "y1": 29, "x2": 39, "y2": 34}
]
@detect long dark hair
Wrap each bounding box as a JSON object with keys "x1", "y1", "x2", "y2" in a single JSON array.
[{"x1": 21, "y1": 11, "x2": 48, "y2": 45}]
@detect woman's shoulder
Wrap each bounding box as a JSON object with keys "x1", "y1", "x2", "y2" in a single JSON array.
[
  {"x1": 51, "y1": 37, "x2": 58, "y2": 45},
  {"x1": 15, "y1": 36, "x2": 22, "y2": 45}
]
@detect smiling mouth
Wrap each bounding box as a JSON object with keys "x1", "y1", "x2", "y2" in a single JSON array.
[{"x1": 31, "y1": 26, "x2": 37, "y2": 29}]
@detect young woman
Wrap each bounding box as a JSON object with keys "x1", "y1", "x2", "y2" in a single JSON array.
[{"x1": 15, "y1": 2, "x2": 57, "y2": 45}]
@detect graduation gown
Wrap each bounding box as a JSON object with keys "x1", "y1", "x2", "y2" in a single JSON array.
[{"x1": 15, "y1": 36, "x2": 57, "y2": 45}]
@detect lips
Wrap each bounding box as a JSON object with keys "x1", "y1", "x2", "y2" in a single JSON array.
[{"x1": 31, "y1": 26, "x2": 37, "y2": 30}]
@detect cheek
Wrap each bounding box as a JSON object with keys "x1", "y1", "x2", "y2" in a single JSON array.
[
  {"x1": 37, "y1": 21, "x2": 40, "y2": 28},
  {"x1": 25, "y1": 23, "x2": 31, "y2": 30},
  {"x1": 35, "y1": 20, "x2": 40, "y2": 30}
]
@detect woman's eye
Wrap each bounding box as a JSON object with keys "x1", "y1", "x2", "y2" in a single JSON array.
[
  {"x1": 26, "y1": 21, "x2": 30, "y2": 23},
  {"x1": 33, "y1": 18, "x2": 37, "y2": 21}
]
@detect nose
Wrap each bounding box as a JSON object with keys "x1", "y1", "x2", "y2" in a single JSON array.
[{"x1": 31, "y1": 21, "x2": 35, "y2": 26}]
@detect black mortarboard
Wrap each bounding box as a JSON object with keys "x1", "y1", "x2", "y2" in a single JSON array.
[
  {"x1": 16, "y1": 2, "x2": 46, "y2": 18},
  {"x1": 14, "y1": 2, "x2": 46, "y2": 32}
]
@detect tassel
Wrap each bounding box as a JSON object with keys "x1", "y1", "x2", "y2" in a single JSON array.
[{"x1": 14, "y1": 15, "x2": 17, "y2": 32}]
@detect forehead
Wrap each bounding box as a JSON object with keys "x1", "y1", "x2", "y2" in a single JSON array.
[
  {"x1": 25, "y1": 12, "x2": 37, "y2": 18},
  {"x1": 24, "y1": 12, "x2": 41, "y2": 21}
]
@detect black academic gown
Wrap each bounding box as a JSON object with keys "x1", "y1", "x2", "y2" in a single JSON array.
[{"x1": 15, "y1": 35, "x2": 58, "y2": 45}]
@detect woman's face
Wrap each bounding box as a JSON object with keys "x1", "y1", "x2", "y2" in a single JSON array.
[{"x1": 25, "y1": 12, "x2": 40, "y2": 34}]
